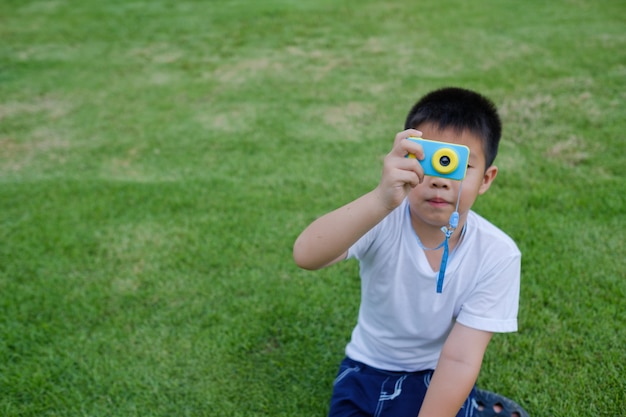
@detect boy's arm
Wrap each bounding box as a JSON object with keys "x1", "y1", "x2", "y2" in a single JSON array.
[
  {"x1": 293, "y1": 129, "x2": 425, "y2": 270},
  {"x1": 293, "y1": 189, "x2": 393, "y2": 270},
  {"x1": 418, "y1": 323, "x2": 493, "y2": 417}
]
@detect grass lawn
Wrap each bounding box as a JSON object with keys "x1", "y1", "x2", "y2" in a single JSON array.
[{"x1": 1, "y1": 0, "x2": 624, "y2": 416}]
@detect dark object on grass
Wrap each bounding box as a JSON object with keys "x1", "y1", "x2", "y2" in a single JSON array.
[{"x1": 475, "y1": 389, "x2": 530, "y2": 417}]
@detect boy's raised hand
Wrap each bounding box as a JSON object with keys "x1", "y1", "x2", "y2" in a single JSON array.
[{"x1": 376, "y1": 129, "x2": 426, "y2": 210}]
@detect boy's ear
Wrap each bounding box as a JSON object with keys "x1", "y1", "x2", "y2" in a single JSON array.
[{"x1": 478, "y1": 165, "x2": 498, "y2": 195}]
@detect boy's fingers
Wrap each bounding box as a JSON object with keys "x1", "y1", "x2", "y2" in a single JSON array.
[
  {"x1": 393, "y1": 129, "x2": 422, "y2": 146},
  {"x1": 401, "y1": 137, "x2": 425, "y2": 161},
  {"x1": 386, "y1": 129, "x2": 425, "y2": 186},
  {"x1": 393, "y1": 130, "x2": 424, "y2": 159},
  {"x1": 395, "y1": 168, "x2": 421, "y2": 188},
  {"x1": 397, "y1": 154, "x2": 422, "y2": 171},
  {"x1": 404, "y1": 140, "x2": 424, "y2": 160},
  {"x1": 391, "y1": 156, "x2": 425, "y2": 184}
]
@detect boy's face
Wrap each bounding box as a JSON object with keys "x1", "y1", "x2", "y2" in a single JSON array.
[{"x1": 407, "y1": 122, "x2": 498, "y2": 230}]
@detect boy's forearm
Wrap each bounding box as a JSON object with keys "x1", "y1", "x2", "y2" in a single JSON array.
[
  {"x1": 418, "y1": 323, "x2": 492, "y2": 417},
  {"x1": 293, "y1": 188, "x2": 393, "y2": 270},
  {"x1": 417, "y1": 355, "x2": 481, "y2": 417}
]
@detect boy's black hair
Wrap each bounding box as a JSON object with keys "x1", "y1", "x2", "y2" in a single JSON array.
[{"x1": 404, "y1": 87, "x2": 502, "y2": 168}]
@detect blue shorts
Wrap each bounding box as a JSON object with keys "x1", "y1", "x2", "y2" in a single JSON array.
[{"x1": 328, "y1": 357, "x2": 477, "y2": 417}]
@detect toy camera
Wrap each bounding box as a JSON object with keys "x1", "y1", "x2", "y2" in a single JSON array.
[{"x1": 406, "y1": 138, "x2": 470, "y2": 181}]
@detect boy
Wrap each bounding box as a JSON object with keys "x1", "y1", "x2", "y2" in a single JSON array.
[{"x1": 293, "y1": 87, "x2": 523, "y2": 417}]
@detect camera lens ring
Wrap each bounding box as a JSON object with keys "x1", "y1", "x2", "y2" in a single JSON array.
[{"x1": 432, "y1": 148, "x2": 459, "y2": 174}]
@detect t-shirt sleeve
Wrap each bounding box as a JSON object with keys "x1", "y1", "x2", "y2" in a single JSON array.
[
  {"x1": 347, "y1": 199, "x2": 408, "y2": 260},
  {"x1": 348, "y1": 200, "x2": 406, "y2": 261},
  {"x1": 347, "y1": 214, "x2": 386, "y2": 261},
  {"x1": 456, "y1": 252, "x2": 521, "y2": 333},
  {"x1": 347, "y1": 227, "x2": 376, "y2": 260}
]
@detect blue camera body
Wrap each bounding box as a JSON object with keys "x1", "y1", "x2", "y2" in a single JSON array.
[{"x1": 406, "y1": 138, "x2": 470, "y2": 181}]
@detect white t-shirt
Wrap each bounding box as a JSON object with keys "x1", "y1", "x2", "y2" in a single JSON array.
[{"x1": 345, "y1": 198, "x2": 521, "y2": 372}]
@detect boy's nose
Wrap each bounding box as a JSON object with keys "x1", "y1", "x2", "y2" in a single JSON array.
[{"x1": 428, "y1": 177, "x2": 451, "y2": 189}]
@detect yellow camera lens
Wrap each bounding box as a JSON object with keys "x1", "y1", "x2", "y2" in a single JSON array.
[{"x1": 432, "y1": 148, "x2": 459, "y2": 174}]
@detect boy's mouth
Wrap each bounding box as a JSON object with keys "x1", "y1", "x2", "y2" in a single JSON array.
[{"x1": 427, "y1": 197, "x2": 451, "y2": 207}]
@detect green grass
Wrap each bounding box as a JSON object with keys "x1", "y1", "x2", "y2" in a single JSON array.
[{"x1": 1, "y1": 0, "x2": 624, "y2": 416}]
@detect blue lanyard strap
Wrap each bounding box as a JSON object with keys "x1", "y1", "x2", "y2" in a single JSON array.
[
  {"x1": 436, "y1": 228, "x2": 453, "y2": 293},
  {"x1": 437, "y1": 239, "x2": 449, "y2": 293},
  {"x1": 409, "y1": 182, "x2": 464, "y2": 293}
]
